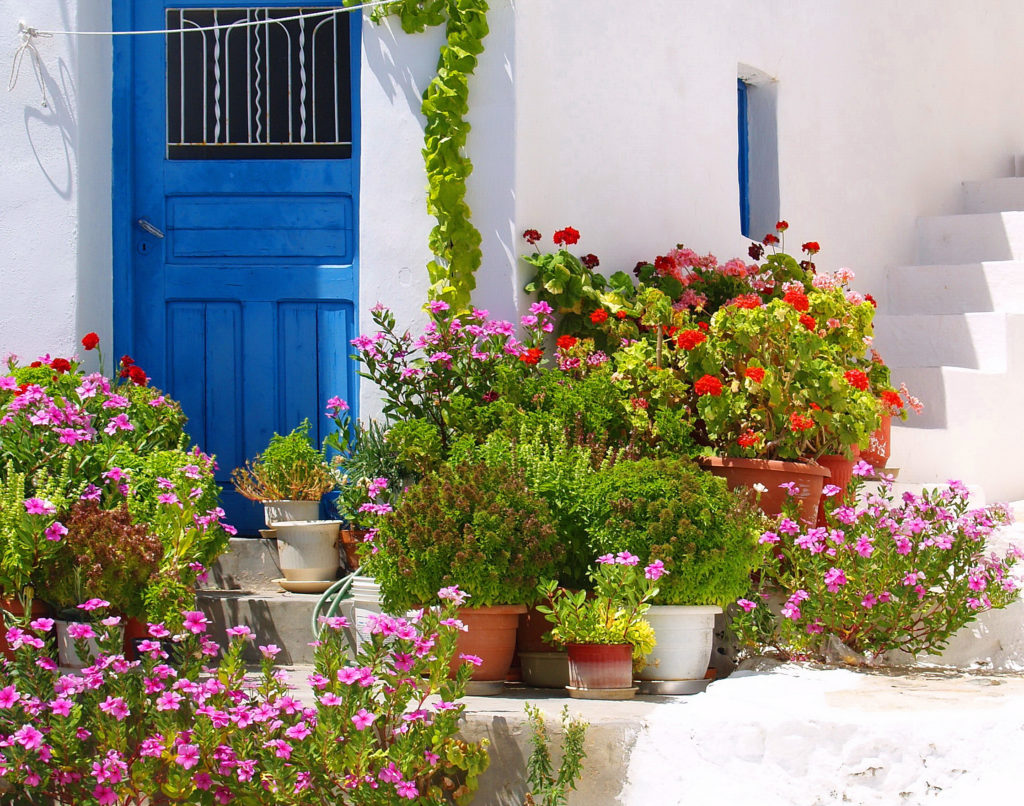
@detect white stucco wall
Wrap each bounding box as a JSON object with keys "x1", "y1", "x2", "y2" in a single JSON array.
[{"x1": 0, "y1": 0, "x2": 111, "y2": 368}]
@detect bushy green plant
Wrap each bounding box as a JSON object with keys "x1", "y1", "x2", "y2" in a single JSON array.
[
  {"x1": 328, "y1": 419, "x2": 411, "y2": 527},
  {"x1": 44, "y1": 501, "x2": 162, "y2": 618},
  {"x1": 362, "y1": 460, "x2": 563, "y2": 611},
  {"x1": 523, "y1": 704, "x2": 588, "y2": 806},
  {"x1": 231, "y1": 419, "x2": 335, "y2": 502},
  {"x1": 584, "y1": 458, "x2": 763, "y2": 606}
]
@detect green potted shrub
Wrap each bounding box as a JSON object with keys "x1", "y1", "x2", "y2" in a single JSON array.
[
  {"x1": 362, "y1": 459, "x2": 563, "y2": 694},
  {"x1": 231, "y1": 419, "x2": 336, "y2": 526},
  {"x1": 536, "y1": 553, "x2": 661, "y2": 699},
  {"x1": 584, "y1": 457, "x2": 763, "y2": 688}
]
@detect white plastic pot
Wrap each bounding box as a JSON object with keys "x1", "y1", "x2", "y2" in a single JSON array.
[
  {"x1": 639, "y1": 605, "x2": 723, "y2": 681},
  {"x1": 349, "y1": 575, "x2": 383, "y2": 650},
  {"x1": 263, "y1": 500, "x2": 321, "y2": 527},
  {"x1": 273, "y1": 520, "x2": 341, "y2": 581}
]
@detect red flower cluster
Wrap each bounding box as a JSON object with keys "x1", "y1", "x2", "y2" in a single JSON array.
[
  {"x1": 762, "y1": 234, "x2": 780, "y2": 246},
  {"x1": 522, "y1": 229, "x2": 541, "y2": 245},
  {"x1": 789, "y1": 412, "x2": 815, "y2": 432},
  {"x1": 783, "y1": 289, "x2": 810, "y2": 312},
  {"x1": 553, "y1": 227, "x2": 580, "y2": 247},
  {"x1": 844, "y1": 369, "x2": 870, "y2": 391},
  {"x1": 519, "y1": 347, "x2": 543, "y2": 365},
  {"x1": 737, "y1": 429, "x2": 760, "y2": 448},
  {"x1": 581, "y1": 254, "x2": 600, "y2": 269},
  {"x1": 697, "y1": 321, "x2": 709, "y2": 331},
  {"x1": 118, "y1": 355, "x2": 147, "y2": 385},
  {"x1": 694, "y1": 374, "x2": 723, "y2": 397},
  {"x1": 555, "y1": 335, "x2": 578, "y2": 350},
  {"x1": 745, "y1": 367, "x2": 765, "y2": 383},
  {"x1": 49, "y1": 358, "x2": 71, "y2": 374},
  {"x1": 615, "y1": 310, "x2": 628, "y2": 320},
  {"x1": 801, "y1": 241, "x2": 821, "y2": 255},
  {"x1": 776, "y1": 220, "x2": 789, "y2": 231},
  {"x1": 799, "y1": 313, "x2": 817, "y2": 331},
  {"x1": 630, "y1": 397, "x2": 650, "y2": 410},
  {"x1": 590, "y1": 309, "x2": 608, "y2": 324},
  {"x1": 81, "y1": 332, "x2": 100, "y2": 351},
  {"x1": 732, "y1": 294, "x2": 762, "y2": 309},
  {"x1": 676, "y1": 329, "x2": 707, "y2": 351},
  {"x1": 880, "y1": 390, "x2": 904, "y2": 411},
  {"x1": 864, "y1": 293, "x2": 878, "y2": 308}
]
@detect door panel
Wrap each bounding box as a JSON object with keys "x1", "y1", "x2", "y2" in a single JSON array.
[{"x1": 117, "y1": 3, "x2": 359, "y2": 533}]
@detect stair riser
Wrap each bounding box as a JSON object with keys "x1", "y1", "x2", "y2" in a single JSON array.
[
  {"x1": 873, "y1": 314, "x2": 1008, "y2": 372},
  {"x1": 917, "y1": 212, "x2": 1024, "y2": 264},
  {"x1": 887, "y1": 263, "x2": 1024, "y2": 314}
]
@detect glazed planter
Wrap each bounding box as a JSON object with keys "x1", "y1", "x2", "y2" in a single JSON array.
[
  {"x1": 273, "y1": 520, "x2": 341, "y2": 581},
  {"x1": 860, "y1": 415, "x2": 892, "y2": 469},
  {"x1": 700, "y1": 456, "x2": 831, "y2": 524},
  {"x1": 815, "y1": 448, "x2": 860, "y2": 526},
  {"x1": 566, "y1": 643, "x2": 634, "y2": 694},
  {"x1": 263, "y1": 499, "x2": 321, "y2": 527},
  {"x1": 450, "y1": 604, "x2": 527, "y2": 695},
  {"x1": 638, "y1": 605, "x2": 722, "y2": 682}
]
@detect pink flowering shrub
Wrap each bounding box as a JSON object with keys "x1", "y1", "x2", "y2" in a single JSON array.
[
  {"x1": 732, "y1": 462, "x2": 1022, "y2": 660},
  {"x1": 0, "y1": 592, "x2": 488, "y2": 804}
]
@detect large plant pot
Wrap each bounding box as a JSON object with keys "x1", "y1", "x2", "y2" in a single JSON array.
[
  {"x1": 264, "y1": 500, "x2": 321, "y2": 527},
  {"x1": 700, "y1": 457, "x2": 831, "y2": 524},
  {"x1": 57, "y1": 618, "x2": 124, "y2": 668},
  {"x1": 349, "y1": 575, "x2": 384, "y2": 651},
  {"x1": 565, "y1": 643, "x2": 634, "y2": 694},
  {"x1": 520, "y1": 651, "x2": 570, "y2": 688},
  {"x1": 273, "y1": 520, "x2": 341, "y2": 581},
  {"x1": 639, "y1": 605, "x2": 722, "y2": 683},
  {"x1": 860, "y1": 415, "x2": 891, "y2": 469},
  {"x1": 815, "y1": 449, "x2": 859, "y2": 526},
  {"x1": 339, "y1": 528, "x2": 368, "y2": 571},
  {"x1": 450, "y1": 604, "x2": 526, "y2": 695}
]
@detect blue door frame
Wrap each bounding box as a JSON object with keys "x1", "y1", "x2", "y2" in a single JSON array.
[{"x1": 112, "y1": 3, "x2": 361, "y2": 533}]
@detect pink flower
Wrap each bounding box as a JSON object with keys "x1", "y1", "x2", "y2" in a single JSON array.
[
  {"x1": 66, "y1": 623, "x2": 96, "y2": 640},
  {"x1": 852, "y1": 460, "x2": 875, "y2": 477},
  {"x1": 30, "y1": 618, "x2": 54, "y2": 633},
  {"x1": 44, "y1": 522, "x2": 67, "y2": 541},
  {"x1": 182, "y1": 611, "x2": 209, "y2": 634},
  {"x1": 78, "y1": 598, "x2": 110, "y2": 611},
  {"x1": 824, "y1": 567, "x2": 848, "y2": 592},
  {"x1": 23, "y1": 498, "x2": 56, "y2": 515},
  {"x1": 644, "y1": 560, "x2": 666, "y2": 580},
  {"x1": 259, "y1": 644, "x2": 281, "y2": 659},
  {"x1": 397, "y1": 781, "x2": 419, "y2": 800},
  {"x1": 616, "y1": 550, "x2": 639, "y2": 566},
  {"x1": 352, "y1": 708, "x2": 376, "y2": 731},
  {"x1": 437, "y1": 585, "x2": 469, "y2": 606},
  {"x1": 99, "y1": 696, "x2": 130, "y2": 721},
  {"x1": 459, "y1": 653, "x2": 483, "y2": 667},
  {"x1": 175, "y1": 743, "x2": 200, "y2": 770},
  {"x1": 737, "y1": 599, "x2": 757, "y2": 613}
]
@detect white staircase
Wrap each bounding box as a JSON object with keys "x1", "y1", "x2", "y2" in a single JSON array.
[{"x1": 876, "y1": 178, "x2": 1024, "y2": 504}]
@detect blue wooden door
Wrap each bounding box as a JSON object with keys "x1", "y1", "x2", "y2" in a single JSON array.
[{"x1": 114, "y1": 4, "x2": 360, "y2": 533}]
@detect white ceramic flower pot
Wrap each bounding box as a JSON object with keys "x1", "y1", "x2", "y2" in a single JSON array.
[
  {"x1": 57, "y1": 620, "x2": 123, "y2": 668},
  {"x1": 349, "y1": 575, "x2": 383, "y2": 650},
  {"x1": 273, "y1": 520, "x2": 341, "y2": 581},
  {"x1": 639, "y1": 605, "x2": 723, "y2": 681},
  {"x1": 263, "y1": 500, "x2": 321, "y2": 527}
]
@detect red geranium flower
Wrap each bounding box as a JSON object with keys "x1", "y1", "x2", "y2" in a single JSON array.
[
  {"x1": 801, "y1": 241, "x2": 821, "y2": 255},
  {"x1": 762, "y1": 233, "x2": 780, "y2": 246},
  {"x1": 81, "y1": 332, "x2": 100, "y2": 351},
  {"x1": 880, "y1": 390, "x2": 904, "y2": 412},
  {"x1": 789, "y1": 412, "x2": 815, "y2": 432},
  {"x1": 694, "y1": 375, "x2": 723, "y2": 397},
  {"x1": 776, "y1": 220, "x2": 789, "y2": 232},
  {"x1": 127, "y1": 365, "x2": 148, "y2": 386},
  {"x1": 553, "y1": 227, "x2": 580, "y2": 247},
  {"x1": 523, "y1": 229, "x2": 542, "y2": 245},
  {"x1": 783, "y1": 289, "x2": 810, "y2": 312},
  {"x1": 519, "y1": 348, "x2": 543, "y2": 365},
  {"x1": 29, "y1": 361, "x2": 41, "y2": 368},
  {"x1": 581, "y1": 254, "x2": 600, "y2": 269},
  {"x1": 555, "y1": 335, "x2": 578, "y2": 350},
  {"x1": 844, "y1": 369, "x2": 870, "y2": 391},
  {"x1": 697, "y1": 321, "x2": 709, "y2": 332},
  {"x1": 630, "y1": 397, "x2": 650, "y2": 410},
  {"x1": 737, "y1": 430, "x2": 760, "y2": 448},
  {"x1": 590, "y1": 309, "x2": 609, "y2": 324},
  {"x1": 120, "y1": 355, "x2": 135, "y2": 367},
  {"x1": 745, "y1": 367, "x2": 765, "y2": 383},
  {"x1": 864, "y1": 293, "x2": 878, "y2": 308},
  {"x1": 799, "y1": 313, "x2": 817, "y2": 331},
  {"x1": 615, "y1": 310, "x2": 628, "y2": 320},
  {"x1": 676, "y1": 329, "x2": 707, "y2": 350},
  {"x1": 732, "y1": 294, "x2": 762, "y2": 309},
  {"x1": 49, "y1": 358, "x2": 71, "y2": 374},
  {"x1": 662, "y1": 325, "x2": 679, "y2": 338},
  {"x1": 748, "y1": 243, "x2": 765, "y2": 261}
]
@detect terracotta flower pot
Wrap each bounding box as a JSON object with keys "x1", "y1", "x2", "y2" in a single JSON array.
[
  {"x1": 565, "y1": 643, "x2": 634, "y2": 690},
  {"x1": 700, "y1": 456, "x2": 831, "y2": 524},
  {"x1": 0, "y1": 598, "x2": 51, "y2": 660},
  {"x1": 860, "y1": 415, "x2": 892, "y2": 469},
  {"x1": 449, "y1": 604, "x2": 526, "y2": 693},
  {"x1": 338, "y1": 528, "x2": 368, "y2": 571},
  {"x1": 815, "y1": 448, "x2": 860, "y2": 526}
]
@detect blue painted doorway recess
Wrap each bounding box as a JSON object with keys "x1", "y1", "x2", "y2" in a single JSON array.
[{"x1": 113, "y1": 3, "x2": 360, "y2": 533}]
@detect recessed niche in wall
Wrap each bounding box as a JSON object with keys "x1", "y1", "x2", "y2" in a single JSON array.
[{"x1": 737, "y1": 65, "x2": 780, "y2": 239}]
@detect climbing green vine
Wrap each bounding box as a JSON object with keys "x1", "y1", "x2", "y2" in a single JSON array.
[{"x1": 352, "y1": 0, "x2": 489, "y2": 310}]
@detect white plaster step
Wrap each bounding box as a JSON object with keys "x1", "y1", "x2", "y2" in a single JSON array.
[
  {"x1": 201, "y1": 537, "x2": 283, "y2": 592},
  {"x1": 962, "y1": 176, "x2": 1024, "y2": 214},
  {"x1": 916, "y1": 211, "x2": 1024, "y2": 264},
  {"x1": 886, "y1": 261, "x2": 1024, "y2": 314},
  {"x1": 872, "y1": 312, "x2": 1009, "y2": 371}
]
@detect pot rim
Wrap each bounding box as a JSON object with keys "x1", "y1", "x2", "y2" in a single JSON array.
[{"x1": 699, "y1": 456, "x2": 831, "y2": 477}]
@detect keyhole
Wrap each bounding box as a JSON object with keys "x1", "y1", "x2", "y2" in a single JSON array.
[{"x1": 137, "y1": 241, "x2": 150, "y2": 255}]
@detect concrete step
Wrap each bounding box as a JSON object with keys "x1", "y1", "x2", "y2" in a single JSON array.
[
  {"x1": 885, "y1": 261, "x2": 1024, "y2": 314},
  {"x1": 916, "y1": 211, "x2": 1024, "y2": 264},
  {"x1": 962, "y1": 176, "x2": 1024, "y2": 213},
  {"x1": 197, "y1": 588, "x2": 325, "y2": 665},
  {"x1": 872, "y1": 312, "x2": 1009, "y2": 371},
  {"x1": 202, "y1": 537, "x2": 281, "y2": 592}
]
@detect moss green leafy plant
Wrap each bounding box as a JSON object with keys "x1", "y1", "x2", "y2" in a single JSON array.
[
  {"x1": 523, "y1": 704, "x2": 589, "y2": 806},
  {"x1": 353, "y1": 0, "x2": 490, "y2": 309}
]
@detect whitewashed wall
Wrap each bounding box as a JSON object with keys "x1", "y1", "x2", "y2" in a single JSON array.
[{"x1": 0, "y1": 0, "x2": 111, "y2": 369}]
